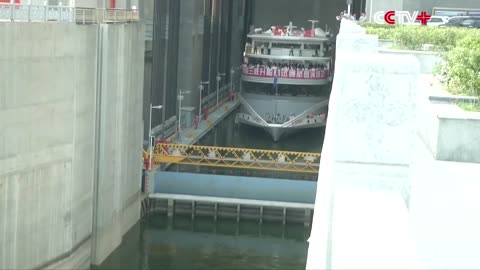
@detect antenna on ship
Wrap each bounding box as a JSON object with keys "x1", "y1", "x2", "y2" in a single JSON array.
[
  {"x1": 285, "y1": 21, "x2": 297, "y2": 36},
  {"x1": 308, "y1": 20, "x2": 319, "y2": 36}
]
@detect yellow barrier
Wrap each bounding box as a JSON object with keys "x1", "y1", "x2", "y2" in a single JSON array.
[{"x1": 153, "y1": 144, "x2": 321, "y2": 174}]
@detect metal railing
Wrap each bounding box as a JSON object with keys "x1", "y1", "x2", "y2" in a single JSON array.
[
  {"x1": 281, "y1": 99, "x2": 329, "y2": 128},
  {"x1": 200, "y1": 66, "x2": 242, "y2": 108},
  {"x1": 151, "y1": 144, "x2": 321, "y2": 174},
  {"x1": 237, "y1": 95, "x2": 269, "y2": 127},
  {"x1": 0, "y1": 3, "x2": 139, "y2": 24}
]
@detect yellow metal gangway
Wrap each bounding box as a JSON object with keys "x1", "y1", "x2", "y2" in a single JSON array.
[{"x1": 151, "y1": 144, "x2": 321, "y2": 174}]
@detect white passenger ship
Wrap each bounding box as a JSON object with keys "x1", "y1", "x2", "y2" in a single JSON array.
[{"x1": 236, "y1": 21, "x2": 333, "y2": 141}]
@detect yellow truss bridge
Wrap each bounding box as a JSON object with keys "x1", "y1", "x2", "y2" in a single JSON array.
[{"x1": 150, "y1": 144, "x2": 321, "y2": 174}]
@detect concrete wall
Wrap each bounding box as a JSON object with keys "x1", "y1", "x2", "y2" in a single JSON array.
[
  {"x1": 176, "y1": 0, "x2": 205, "y2": 108},
  {"x1": 418, "y1": 97, "x2": 480, "y2": 163},
  {"x1": 251, "y1": 0, "x2": 346, "y2": 35},
  {"x1": 154, "y1": 172, "x2": 316, "y2": 204},
  {"x1": 229, "y1": 0, "x2": 245, "y2": 69},
  {"x1": 306, "y1": 20, "x2": 421, "y2": 269},
  {"x1": 0, "y1": 22, "x2": 144, "y2": 269},
  {"x1": 417, "y1": 100, "x2": 480, "y2": 163},
  {"x1": 379, "y1": 49, "x2": 441, "y2": 74},
  {"x1": 437, "y1": 115, "x2": 480, "y2": 163},
  {"x1": 0, "y1": 23, "x2": 98, "y2": 269},
  {"x1": 91, "y1": 23, "x2": 145, "y2": 266}
]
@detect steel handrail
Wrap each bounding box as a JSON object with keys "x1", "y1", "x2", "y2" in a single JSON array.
[
  {"x1": 281, "y1": 99, "x2": 329, "y2": 128},
  {"x1": 237, "y1": 95, "x2": 269, "y2": 127}
]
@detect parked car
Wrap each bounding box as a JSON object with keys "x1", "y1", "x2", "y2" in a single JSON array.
[
  {"x1": 441, "y1": 16, "x2": 480, "y2": 28},
  {"x1": 427, "y1": 16, "x2": 449, "y2": 26},
  {"x1": 403, "y1": 16, "x2": 449, "y2": 26}
]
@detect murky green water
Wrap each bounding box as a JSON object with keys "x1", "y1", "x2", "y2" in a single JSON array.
[
  {"x1": 199, "y1": 108, "x2": 325, "y2": 153},
  {"x1": 96, "y1": 109, "x2": 322, "y2": 269},
  {"x1": 96, "y1": 215, "x2": 310, "y2": 270}
]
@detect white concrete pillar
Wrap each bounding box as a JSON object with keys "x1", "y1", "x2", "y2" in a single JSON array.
[{"x1": 306, "y1": 19, "x2": 421, "y2": 269}]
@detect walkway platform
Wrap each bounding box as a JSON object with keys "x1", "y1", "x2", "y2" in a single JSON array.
[{"x1": 173, "y1": 99, "x2": 240, "y2": 145}]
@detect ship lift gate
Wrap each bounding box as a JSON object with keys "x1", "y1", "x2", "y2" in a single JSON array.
[{"x1": 148, "y1": 144, "x2": 321, "y2": 174}]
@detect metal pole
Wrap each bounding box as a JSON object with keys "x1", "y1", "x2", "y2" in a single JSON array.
[
  {"x1": 199, "y1": 84, "x2": 203, "y2": 119},
  {"x1": 347, "y1": 4, "x2": 351, "y2": 15},
  {"x1": 10, "y1": 0, "x2": 14, "y2": 22},
  {"x1": 178, "y1": 92, "x2": 182, "y2": 136},
  {"x1": 216, "y1": 73, "x2": 225, "y2": 106},
  {"x1": 148, "y1": 103, "x2": 153, "y2": 170},
  {"x1": 216, "y1": 76, "x2": 220, "y2": 106},
  {"x1": 230, "y1": 68, "x2": 234, "y2": 94}
]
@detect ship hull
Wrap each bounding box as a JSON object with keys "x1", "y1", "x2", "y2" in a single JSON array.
[
  {"x1": 236, "y1": 114, "x2": 326, "y2": 141},
  {"x1": 236, "y1": 93, "x2": 329, "y2": 141}
]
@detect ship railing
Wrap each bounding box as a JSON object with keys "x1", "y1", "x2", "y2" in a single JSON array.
[
  {"x1": 281, "y1": 99, "x2": 329, "y2": 128},
  {"x1": 237, "y1": 95, "x2": 269, "y2": 127},
  {"x1": 242, "y1": 65, "x2": 330, "y2": 80}
]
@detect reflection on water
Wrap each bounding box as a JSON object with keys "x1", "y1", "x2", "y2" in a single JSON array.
[
  {"x1": 98, "y1": 108, "x2": 321, "y2": 269},
  {"x1": 199, "y1": 108, "x2": 325, "y2": 153},
  {"x1": 96, "y1": 215, "x2": 310, "y2": 270}
]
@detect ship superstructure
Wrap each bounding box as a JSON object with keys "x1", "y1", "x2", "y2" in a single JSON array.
[{"x1": 236, "y1": 21, "x2": 333, "y2": 141}]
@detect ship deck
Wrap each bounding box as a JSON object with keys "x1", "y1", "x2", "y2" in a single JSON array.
[
  {"x1": 245, "y1": 53, "x2": 331, "y2": 61},
  {"x1": 242, "y1": 75, "x2": 331, "y2": 85},
  {"x1": 247, "y1": 34, "x2": 330, "y2": 44}
]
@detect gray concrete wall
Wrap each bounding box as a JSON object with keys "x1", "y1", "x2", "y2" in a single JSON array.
[
  {"x1": 229, "y1": 0, "x2": 245, "y2": 69},
  {"x1": 437, "y1": 115, "x2": 480, "y2": 163},
  {"x1": 379, "y1": 49, "x2": 440, "y2": 74},
  {"x1": 251, "y1": 0, "x2": 346, "y2": 35},
  {"x1": 418, "y1": 100, "x2": 480, "y2": 163},
  {"x1": 0, "y1": 22, "x2": 144, "y2": 269},
  {"x1": 306, "y1": 20, "x2": 420, "y2": 269},
  {"x1": 91, "y1": 23, "x2": 145, "y2": 266},
  {"x1": 0, "y1": 23, "x2": 98, "y2": 270},
  {"x1": 176, "y1": 0, "x2": 205, "y2": 107}
]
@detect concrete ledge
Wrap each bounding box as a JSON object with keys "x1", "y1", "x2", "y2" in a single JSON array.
[
  {"x1": 429, "y1": 95, "x2": 478, "y2": 104},
  {"x1": 418, "y1": 99, "x2": 480, "y2": 163},
  {"x1": 379, "y1": 48, "x2": 441, "y2": 74},
  {"x1": 378, "y1": 39, "x2": 393, "y2": 49}
]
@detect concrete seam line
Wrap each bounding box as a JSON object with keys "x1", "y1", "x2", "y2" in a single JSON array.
[
  {"x1": 336, "y1": 161, "x2": 410, "y2": 167},
  {"x1": 33, "y1": 234, "x2": 91, "y2": 270},
  {"x1": 123, "y1": 190, "x2": 142, "y2": 210}
]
